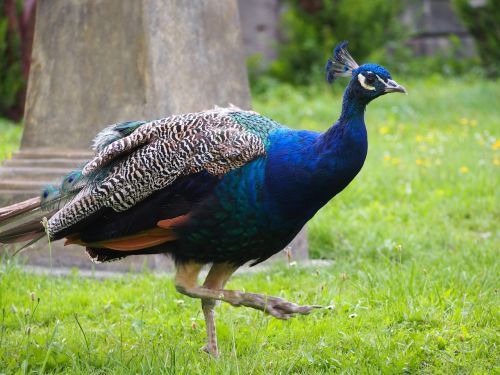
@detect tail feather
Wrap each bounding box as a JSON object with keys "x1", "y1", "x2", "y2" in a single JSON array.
[
  {"x1": 0, "y1": 197, "x2": 41, "y2": 225},
  {"x1": 0, "y1": 197, "x2": 55, "y2": 249},
  {"x1": 0, "y1": 207, "x2": 44, "y2": 230},
  {"x1": 0, "y1": 218, "x2": 45, "y2": 243}
]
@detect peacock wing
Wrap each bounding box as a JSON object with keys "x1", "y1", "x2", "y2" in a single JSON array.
[{"x1": 47, "y1": 107, "x2": 273, "y2": 238}]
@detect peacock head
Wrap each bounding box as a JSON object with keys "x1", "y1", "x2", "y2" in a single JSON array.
[{"x1": 326, "y1": 41, "x2": 406, "y2": 101}]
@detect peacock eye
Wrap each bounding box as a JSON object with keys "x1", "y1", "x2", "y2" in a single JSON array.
[{"x1": 365, "y1": 75, "x2": 375, "y2": 85}]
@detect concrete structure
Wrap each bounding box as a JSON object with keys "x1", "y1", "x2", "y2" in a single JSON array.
[
  {"x1": 236, "y1": 0, "x2": 475, "y2": 62},
  {"x1": 403, "y1": 0, "x2": 475, "y2": 56},
  {"x1": 238, "y1": 0, "x2": 280, "y2": 66},
  {"x1": 0, "y1": 0, "x2": 308, "y2": 271}
]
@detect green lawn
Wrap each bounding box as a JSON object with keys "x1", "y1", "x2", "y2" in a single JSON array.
[
  {"x1": 0, "y1": 118, "x2": 22, "y2": 160},
  {"x1": 0, "y1": 76, "x2": 499, "y2": 373}
]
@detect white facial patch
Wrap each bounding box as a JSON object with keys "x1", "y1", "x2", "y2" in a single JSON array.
[
  {"x1": 376, "y1": 74, "x2": 386, "y2": 84},
  {"x1": 357, "y1": 73, "x2": 376, "y2": 91}
]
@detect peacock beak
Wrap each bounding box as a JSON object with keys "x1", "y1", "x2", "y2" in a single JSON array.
[{"x1": 383, "y1": 79, "x2": 407, "y2": 94}]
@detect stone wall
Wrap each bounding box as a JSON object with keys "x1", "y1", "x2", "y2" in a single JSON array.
[
  {"x1": 402, "y1": 0, "x2": 475, "y2": 56},
  {"x1": 237, "y1": 0, "x2": 475, "y2": 61},
  {"x1": 0, "y1": 0, "x2": 308, "y2": 271},
  {"x1": 1, "y1": 0, "x2": 251, "y2": 272},
  {"x1": 238, "y1": 0, "x2": 280, "y2": 66}
]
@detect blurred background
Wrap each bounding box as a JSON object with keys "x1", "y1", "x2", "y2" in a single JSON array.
[
  {"x1": 0, "y1": 0, "x2": 498, "y2": 261},
  {"x1": 241, "y1": 0, "x2": 498, "y2": 89},
  {"x1": 0, "y1": 0, "x2": 498, "y2": 123}
]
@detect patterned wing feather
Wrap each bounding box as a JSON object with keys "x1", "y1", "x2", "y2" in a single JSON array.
[
  {"x1": 92, "y1": 120, "x2": 148, "y2": 153},
  {"x1": 47, "y1": 107, "x2": 276, "y2": 238}
]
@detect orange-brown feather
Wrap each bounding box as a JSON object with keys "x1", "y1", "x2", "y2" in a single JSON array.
[
  {"x1": 157, "y1": 214, "x2": 190, "y2": 228},
  {"x1": 64, "y1": 216, "x2": 185, "y2": 251}
]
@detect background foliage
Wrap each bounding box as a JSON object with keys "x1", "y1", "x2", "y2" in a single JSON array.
[
  {"x1": 268, "y1": 0, "x2": 405, "y2": 85},
  {"x1": 452, "y1": 0, "x2": 500, "y2": 77},
  {"x1": 0, "y1": 13, "x2": 24, "y2": 120},
  {"x1": 0, "y1": 0, "x2": 36, "y2": 121},
  {"x1": 248, "y1": 0, "x2": 495, "y2": 87}
]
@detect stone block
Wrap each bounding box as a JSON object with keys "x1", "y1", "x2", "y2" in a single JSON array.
[{"x1": 0, "y1": 0, "x2": 308, "y2": 271}]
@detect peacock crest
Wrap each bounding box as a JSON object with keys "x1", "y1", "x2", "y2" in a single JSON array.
[{"x1": 325, "y1": 41, "x2": 359, "y2": 83}]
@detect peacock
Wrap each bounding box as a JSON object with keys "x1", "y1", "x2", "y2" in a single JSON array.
[{"x1": 0, "y1": 42, "x2": 406, "y2": 357}]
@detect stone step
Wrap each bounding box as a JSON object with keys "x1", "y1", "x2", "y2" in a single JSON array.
[
  {"x1": 0, "y1": 166, "x2": 72, "y2": 182},
  {"x1": 2, "y1": 158, "x2": 89, "y2": 168},
  {"x1": 0, "y1": 189, "x2": 38, "y2": 196},
  {"x1": 0, "y1": 190, "x2": 39, "y2": 207},
  {"x1": 0, "y1": 179, "x2": 51, "y2": 191},
  {"x1": 14, "y1": 148, "x2": 93, "y2": 159}
]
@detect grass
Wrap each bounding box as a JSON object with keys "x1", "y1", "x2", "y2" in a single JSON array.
[
  {"x1": 0, "y1": 75, "x2": 499, "y2": 373},
  {"x1": 0, "y1": 118, "x2": 22, "y2": 160},
  {"x1": 254, "y1": 75, "x2": 499, "y2": 261}
]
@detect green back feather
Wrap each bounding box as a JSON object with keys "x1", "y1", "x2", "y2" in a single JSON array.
[{"x1": 227, "y1": 112, "x2": 282, "y2": 145}]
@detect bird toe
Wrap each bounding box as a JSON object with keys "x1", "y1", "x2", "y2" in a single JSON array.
[
  {"x1": 200, "y1": 345, "x2": 219, "y2": 358},
  {"x1": 263, "y1": 297, "x2": 320, "y2": 318}
]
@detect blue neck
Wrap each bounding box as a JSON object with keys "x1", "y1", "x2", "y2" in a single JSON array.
[
  {"x1": 320, "y1": 85, "x2": 369, "y2": 146},
  {"x1": 340, "y1": 88, "x2": 369, "y2": 120},
  {"x1": 315, "y1": 88, "x2": 368, "y2": 198},
  {"x1": 265, "y1": 86, "x2": 369, "y2": 224}
]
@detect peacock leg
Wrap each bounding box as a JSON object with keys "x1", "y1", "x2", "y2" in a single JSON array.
[
  {"x1": 174, "y1": 261, "x2": 204, "y2": 291},
  {"x1": 175, "y1": 262, "x2": 321, "y2": 325},
  {"x1": 174, "y1": 261, "x2": 236, "y2": 357},
  {"x1": 200, "y1": 263, "x2": 238, "y2": 357}
]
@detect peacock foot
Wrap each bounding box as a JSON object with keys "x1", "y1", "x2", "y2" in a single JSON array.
[
  {"x1": 200, "y1": 344, "x2": 219, "y2": 358},
  {"x1": 234, "y1": 292, "x2": 322, "y2": 320}
]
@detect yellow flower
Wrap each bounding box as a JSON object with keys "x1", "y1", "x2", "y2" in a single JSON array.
[
  {"x1": 416, "y1": 159, "x2": 425, "y2": 166},
  {"x1": 459, "y1": 166, "x2": 469, "y2": 174},
  {"x1": 391, "y1": 158, "x2": 401, "y2": 165},
  {"x1": 494, "y1": 158, "x2": 500, "y2": 166},
  {"x1": 492, "y1": 139, "x2": 500, "y2": 150},
  {"x1": 470, "y1": 119, "x2": 478, "y2": 127},
  {"x1": 379, "y1": 126, "x2": 390, "y2": 135},
  {"x1": 460, "y1": 118, "x2": 469, "y2": 125},
  {"x1": 415, "y1": 135, "x2": 424, "y2": 143},
  {"x1": 383, "y1": 155, "x2": 391, "y2": 161}
]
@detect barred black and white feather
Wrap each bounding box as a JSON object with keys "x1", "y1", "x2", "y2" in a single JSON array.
[
  {"x1": 92, "y1": 120, "x2": 147, "y2": 152},
  {"x1": 47, "y1": 107, "x2": 267, "y2": 238}
]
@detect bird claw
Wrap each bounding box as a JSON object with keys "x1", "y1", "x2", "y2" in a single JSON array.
[
  {"x1": 267, "y1": 302, "x2": 320, "y2": 320},
  {"x1": 242, "y1": 294, "x2": 322, "y2": 320},
  {"x1": 200, "y1": 344, "x2": 219, "y2": 358}
]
